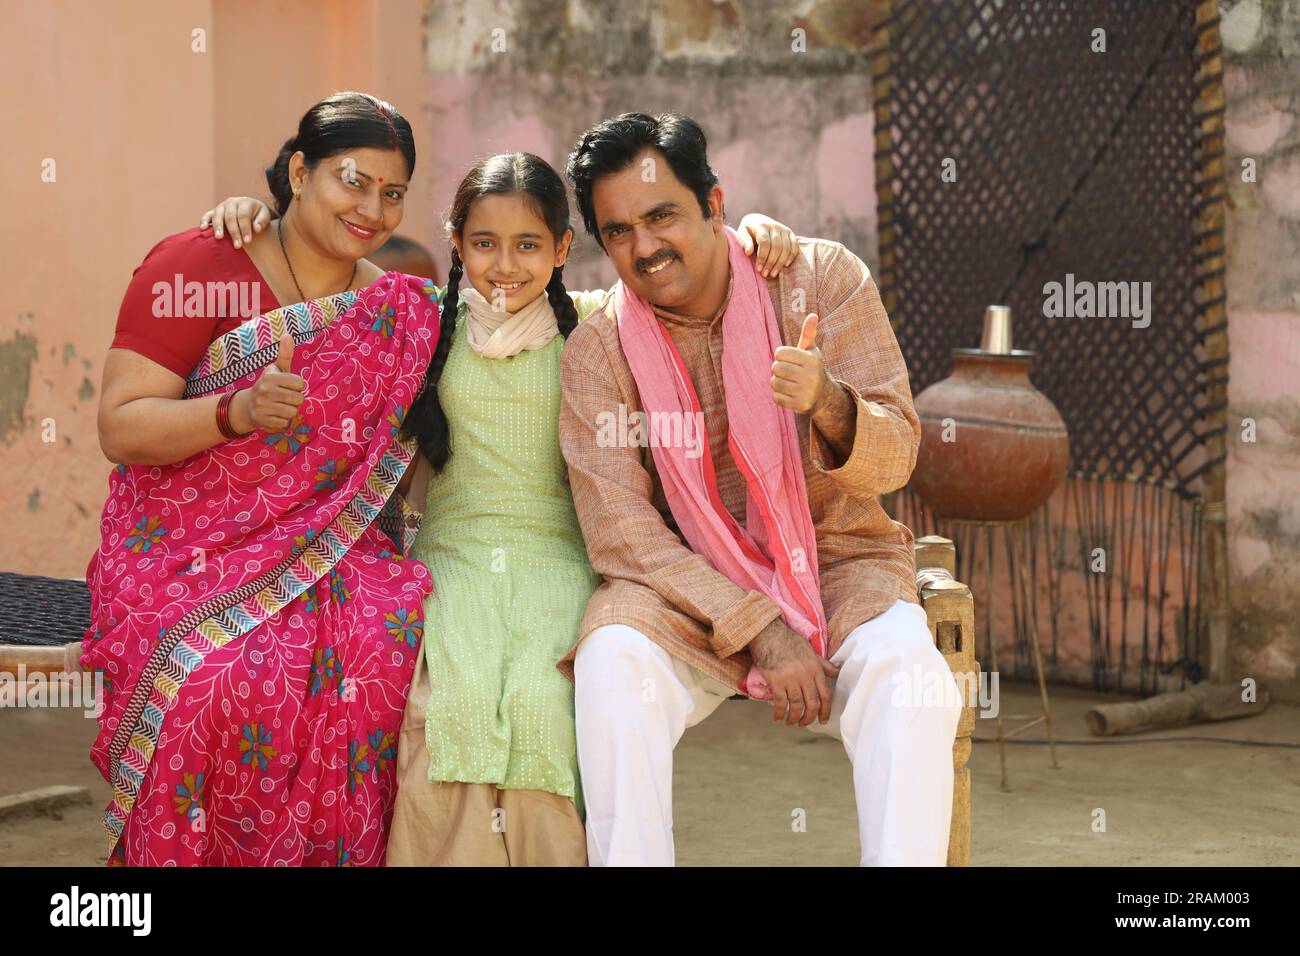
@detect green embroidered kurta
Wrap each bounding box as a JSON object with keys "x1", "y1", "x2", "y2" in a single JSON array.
[{"x1": 410, "y1": 292, "x2": 605, "y2": 814}]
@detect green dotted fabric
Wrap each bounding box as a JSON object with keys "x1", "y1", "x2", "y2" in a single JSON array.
[{"x1": 410, "y1": 292, "x2": 606, "y2": 815}]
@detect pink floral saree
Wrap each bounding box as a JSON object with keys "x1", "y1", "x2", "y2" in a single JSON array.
[{"x1": 81, "y1": 272, "x2": 439, "y2": 866}]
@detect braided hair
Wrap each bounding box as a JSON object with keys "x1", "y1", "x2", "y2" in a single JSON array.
[
  {"x1": 546, "y1": 264, "x2": 580, "y2": 339},
  {"x1": 402, "y1": 153, "x2": 579, "y2": 472}
]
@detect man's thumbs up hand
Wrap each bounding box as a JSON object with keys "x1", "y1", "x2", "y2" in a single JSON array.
[
  {"x1": 797, "y1": 313, "x2": 818, "y2": 350},
  {"x1": 770, "y1": 312, "x2": 833, "y2": 415}
]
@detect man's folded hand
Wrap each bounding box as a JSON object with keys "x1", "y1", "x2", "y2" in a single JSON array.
[{"x1": 748, "y1": 618, "x2": 839, "y2": 727}]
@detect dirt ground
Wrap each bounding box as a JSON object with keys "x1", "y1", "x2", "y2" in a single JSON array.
[{"x1": 2, "y1": 682, "x2": 1298, "y2": 866}]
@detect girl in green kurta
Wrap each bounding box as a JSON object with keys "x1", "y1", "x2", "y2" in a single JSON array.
[
  {"x1": 384, "y1": 154, "x2": 599, "y2": 865},
  {"x1": 384, "y1": 153, "x2": 797, "y2": 865}
]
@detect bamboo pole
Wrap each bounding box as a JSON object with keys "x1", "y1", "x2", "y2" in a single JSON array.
[
  {"x1": 0, "y1": 644, "x2": 70, "y2": 678},
  {"x1": 1192, "y1": 0, "x2": 1230, "y2": 682}
]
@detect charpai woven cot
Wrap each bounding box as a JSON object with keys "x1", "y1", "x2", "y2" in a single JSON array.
[
  {"x1": 871, "y1": 0, "x2": 1228, "y2": 692},
  {"x1": 0, "y1": 572, "x2": 90, "y2": 646}
]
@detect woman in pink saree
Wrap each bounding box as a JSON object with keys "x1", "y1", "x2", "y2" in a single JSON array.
[{"x1": 84, "y1": 93, "x2": 438, "y2": 865}]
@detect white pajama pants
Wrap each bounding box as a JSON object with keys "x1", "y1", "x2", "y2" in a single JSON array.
[{"x1": 574, "y1": 599, "x2": 962, "y2": 867}]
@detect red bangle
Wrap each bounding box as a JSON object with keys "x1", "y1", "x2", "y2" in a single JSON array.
[{"x1": 216, "y1": 389, "x2": 250, "y2": 440}]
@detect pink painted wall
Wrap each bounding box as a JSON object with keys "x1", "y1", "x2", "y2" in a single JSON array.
[
  {"x1": 209, "y1": 0, "x2": 436, "y2": 250},
  {"x1": 1, "y1": 0, "x2": 882, "y2": 577},
  {"x1": 419, "y1": 0, "x2": 884, "y2": 289},
  {"x1": 3, "y1": 0, "x2": 217, "y2": 578},
  {"x1": 1, "y1": 0, "x2": 433, "y2": 579},
  {"x1": 2, "y1": 0, "x2": 1295, "y2": 699},
  {"x1": 421, "y1": 75, "x2": 879, "y2": 294}
]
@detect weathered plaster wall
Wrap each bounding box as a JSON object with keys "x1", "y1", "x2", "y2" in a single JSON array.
[
  {"x1": 1221, "y1": 0, "x2": 1300, "y2": 700},
  {"x1": 421, "y1": 0, "x2": 885, "y2": 289}
]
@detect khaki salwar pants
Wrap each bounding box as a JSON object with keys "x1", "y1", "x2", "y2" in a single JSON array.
[{"x1": 386, "y1": 640, "x2": 587, "y2": 867}]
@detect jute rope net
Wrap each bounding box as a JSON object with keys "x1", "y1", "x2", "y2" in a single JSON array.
[{"x1": 872, "y1": 0, "x2": 1228, "y2": 692}]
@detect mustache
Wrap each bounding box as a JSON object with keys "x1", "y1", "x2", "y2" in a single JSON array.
[{"x1": 635, "y1": 249, "x2": 678, "y2": 274}]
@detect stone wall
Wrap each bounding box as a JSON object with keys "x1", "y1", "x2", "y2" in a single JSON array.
[{"x1": 1221, "y1": 0, "x2": 1300, "y2": 699}]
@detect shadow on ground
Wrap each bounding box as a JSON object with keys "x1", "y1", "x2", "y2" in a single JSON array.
[{"x1": 2, "y1": 682, "x2": 1297, "y2": 866}]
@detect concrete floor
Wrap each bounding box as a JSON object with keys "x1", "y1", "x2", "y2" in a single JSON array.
[{"x1": 2, "y1": 682, "x2": 1298, "y2": 866}]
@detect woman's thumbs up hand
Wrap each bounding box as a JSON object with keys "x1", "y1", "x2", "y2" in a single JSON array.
[
  {"x1": 275, "y1": 334, "x2": 295, "y2": 373},
  {"x1": 230, "y1": 334, "x2": 307, "y2": 434}
]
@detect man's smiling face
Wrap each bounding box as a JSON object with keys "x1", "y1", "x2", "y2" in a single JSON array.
[{"x1": 591, "y1": 148, "x2": 727, "y2": 313}]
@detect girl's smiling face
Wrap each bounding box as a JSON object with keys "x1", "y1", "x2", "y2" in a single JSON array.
[{"x1": 453, "y1": 192, "x2": 572, "y2": 314}]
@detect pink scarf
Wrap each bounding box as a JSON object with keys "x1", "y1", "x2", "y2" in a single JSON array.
[{"x1": 614, "y1": 227, "x2": 828, "y2": 699}]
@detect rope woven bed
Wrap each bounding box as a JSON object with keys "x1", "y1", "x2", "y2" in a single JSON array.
[{"x1": 0, "y1": 572, "x2": 90, "y2": 646}]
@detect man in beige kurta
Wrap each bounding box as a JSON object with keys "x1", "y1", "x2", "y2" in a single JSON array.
[{"x1": 559, "y1": 112, "x2": 960, "y2": 866}]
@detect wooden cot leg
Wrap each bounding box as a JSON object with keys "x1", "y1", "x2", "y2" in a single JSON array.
[{"x1": 915, "y1": 535, "x2": 977, "y2": 867}]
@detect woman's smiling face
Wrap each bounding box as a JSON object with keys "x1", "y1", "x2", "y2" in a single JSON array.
[
  {"x1": 454, "y1": 192, "x2": 572, "y2": 314},
  {"x1": 290, "y1": 146, "x2": 410, "y2": 259}
]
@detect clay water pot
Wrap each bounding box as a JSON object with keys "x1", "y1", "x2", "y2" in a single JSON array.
[{"x1": 911, "y1": 348, "x2": 1069, "y2": 522}]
